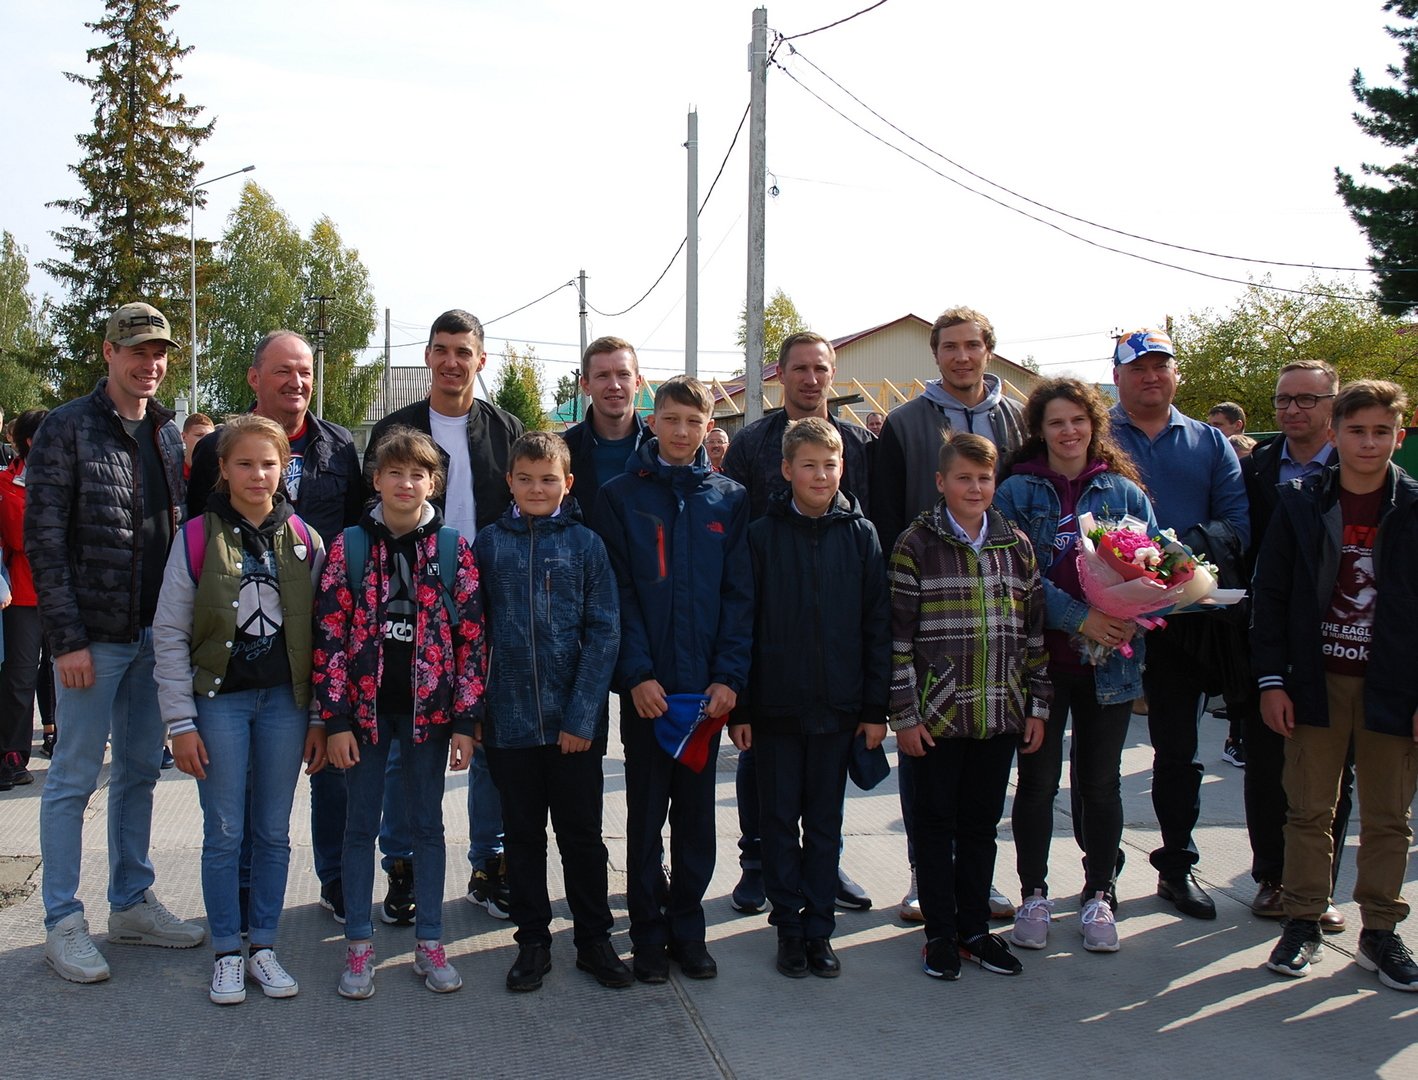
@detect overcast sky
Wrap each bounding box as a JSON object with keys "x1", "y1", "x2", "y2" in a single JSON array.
[{"x1": 0, "y1": 0, "x2": 1403, "y2": 390}]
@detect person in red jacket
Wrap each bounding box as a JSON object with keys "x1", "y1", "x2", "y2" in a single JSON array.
[{"x1": 0, "y1": 409, "x2": 50, "y2": 788}]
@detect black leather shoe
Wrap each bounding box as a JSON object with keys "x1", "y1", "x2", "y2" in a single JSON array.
[
  {"x1": 633, "y1": 943, "x2": 669, "y2": 985},
  {"x1": 670, "y1": 940, "x2": 718, "y2": 979},
  {"x1": 776, "y1": 936, "x2": 808, "y2": 978},
  {"x1": 1158, "y1": 874, "x2": 1217, "y2": 920},
  {"x1": 506, "y1": 944, "x2": 552, "y2": 992},
  {"x1": 576, "y1": 941, "x2": 634, "y2": 988},
  {"x1": 805, "y1": 937, "x2": 841, "y2": 978}
]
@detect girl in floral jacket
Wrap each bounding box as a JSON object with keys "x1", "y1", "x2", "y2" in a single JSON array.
[{"x1": 313, "y1": 426, "x2": 486, "y2": 1000}]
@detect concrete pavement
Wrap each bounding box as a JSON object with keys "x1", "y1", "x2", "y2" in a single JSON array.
[{"x1": 1, "y1": 706, "x2": 1415, "y2": 1079}]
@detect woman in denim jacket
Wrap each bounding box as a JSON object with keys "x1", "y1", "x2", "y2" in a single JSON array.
[{"x1": 994, "y1": 378, "x2": 1157, "y2": 955}]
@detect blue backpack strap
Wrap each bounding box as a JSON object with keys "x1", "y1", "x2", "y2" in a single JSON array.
[
  {"x1": 182, "y1": 517, "x2": 208, "y2": 582},
  {"x1": 342, "y1": 525, "x2": 370, "y2": 598},
  {"x1": 436, "y1": 527, "x2": 462, "y2": 627}
]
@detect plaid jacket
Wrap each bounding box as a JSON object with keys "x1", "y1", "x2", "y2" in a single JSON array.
[{"x1": 888, "y1": 501, "x2": 1052, "y2": 739}]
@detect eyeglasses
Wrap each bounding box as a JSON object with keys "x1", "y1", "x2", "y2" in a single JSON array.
[{"x1": 1273, "y1": 393, "x2": 1336, "y2": 410}]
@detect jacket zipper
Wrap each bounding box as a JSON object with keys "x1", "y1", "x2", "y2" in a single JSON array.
[
  {"x1": 656, "y1": 521, "x2": 667, "y2": 579},
  {"x1": 528, "y1": 521, "x2": 546, "y2": 743},
  {"x1": 974, "y1": 545, "x2": 989, "y2": 738}
]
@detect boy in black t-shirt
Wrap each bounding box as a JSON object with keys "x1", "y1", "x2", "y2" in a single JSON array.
[{"x1": 1251, "y1": 380, "x2": 1418, "y2": 992}]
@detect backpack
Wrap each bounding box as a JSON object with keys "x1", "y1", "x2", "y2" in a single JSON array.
[
  {"x1": 182, "y1": 512, "x2": 313, "y2": 583},
  {"x1": 340, "y1": 524, "x2": 462, "y2": 627}
]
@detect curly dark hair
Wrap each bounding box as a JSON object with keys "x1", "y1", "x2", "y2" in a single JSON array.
[{"x1": 1005, "y1": 377, "x2": 1143, "y2": 487}]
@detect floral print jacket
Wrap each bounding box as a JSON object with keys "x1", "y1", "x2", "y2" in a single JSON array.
[{"x1": 312, "y1": 504, "x2": 486, "y2": 744}]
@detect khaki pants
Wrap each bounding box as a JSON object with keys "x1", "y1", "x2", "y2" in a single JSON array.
[{"x1": 1281, "y1": 673, "x2": 1418, "y2": 929}]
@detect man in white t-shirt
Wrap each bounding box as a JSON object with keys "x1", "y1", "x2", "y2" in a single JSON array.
[{"x1": 365, "y1": 309, "x2": 525, "y2": 918}]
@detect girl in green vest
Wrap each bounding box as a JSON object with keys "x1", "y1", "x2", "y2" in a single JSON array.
[{"x1": 153, "y1": 413, "x2": 327, "y2": 1005}]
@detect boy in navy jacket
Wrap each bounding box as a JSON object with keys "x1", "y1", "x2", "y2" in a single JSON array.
[
  {"x1": 593, "y1": 376, "x2": 752, "y2": 984},
  {"x1": 475, "y1": 432, "x2": 629, "y2": 993},
  {"x1": 729, "y1": 418, "x2": 890, "y2": 979}
]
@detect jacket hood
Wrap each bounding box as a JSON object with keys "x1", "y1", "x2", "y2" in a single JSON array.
[
  {"x1": 492, "y1": 493, "x2": 585, "y2": 534},
  {"x1": 765, "y1": 486, "x2": 863, "y2": 525},
  {"x1": 1010, "y1": 456, "x2": 1110, "y2": 488},
  {"x1": 630, "y1": 437, "x2": 712, "y2": 491},
  {"x1": 922, "y1": 372, "x2": 1004, "y2": 417},
  {"x1": 207, "y1": 490, "x2": 294, "y2": 540},
  {"x1": 920, "y1": 500, "x2": 1017, "y2": 548},
  {"x1": 363, "y1": 500, "x2": 443, "y2": 541}
]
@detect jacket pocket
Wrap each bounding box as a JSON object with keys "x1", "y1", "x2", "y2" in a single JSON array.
[{"x1": 918, "y1": 659, "x2": 957, "y2": 725}]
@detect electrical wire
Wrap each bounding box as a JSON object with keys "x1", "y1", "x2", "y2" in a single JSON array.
[
  {"x1": 483, "y1": 279, "x2": 579, "y2": 327},
  {"x1": 779, "y1": 1, "x2": 891, "y2": 42},
  {"x1": 772, "y1": 58, "x2": 1400, "y2": 306},
  {"x1": 584, "y1": 102, "x2": 751, "y2": 319},
  {"x1": 785, "y1": 44, "x2": 1398, "y2": 275}
]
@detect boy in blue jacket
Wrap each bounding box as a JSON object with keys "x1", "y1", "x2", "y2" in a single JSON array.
[
  {"x1": 593, "y1": 375, "x2": 753, "y2": 984},
  {"x1": 729, "y1": 418, "x2": 890, "y2": 979},
  {"x1": 475, "y1": 432, "x2": 629, "y2": 993}
]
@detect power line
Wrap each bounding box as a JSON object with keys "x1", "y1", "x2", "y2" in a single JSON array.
[
  {"x1": 779, "y1": 1, "x2": 891, "y2": 42},
  {"x1": 584, "y1": 102, "x2": 751, "y2": 319},
  {"x1": 483, "y1": 279, "x2": 578, "y2": 328},
  {"x1": 784, "y1": 43, "x2": 1405, "y2": 276},
  {"x1": 772, "y1": 58, "x2": 1403, "y2": 307}
]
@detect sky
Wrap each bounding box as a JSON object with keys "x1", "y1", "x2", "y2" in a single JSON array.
[{"x1": 0, "y1": 0, "x2": 1405, "y2": 391}]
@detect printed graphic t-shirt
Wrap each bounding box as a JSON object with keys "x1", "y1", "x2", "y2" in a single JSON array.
[{"x1": 1322, "y1": 486, "x2": 1383, "y2": 676}]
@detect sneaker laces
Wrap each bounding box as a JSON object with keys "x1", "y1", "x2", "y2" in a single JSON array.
[
  {"x1": 213, "y1": 954, "x2": 243, "y2": 990},
  {"x1": 1018, "y1": 893, "x2": 1053, "y2": 922},
  {"x1": 417, "y1": 942, "x2": 449, "y2": 969},
  {"x1": 143, "y1": 897, "x2": 184, "y2": 929},
  {"x1": 62, "y1": 921, "x2": 100, "y2": 959},
  {"x1": 1376, "y1": 933, "x2": 1415, "y2": 965},
  {"x1": 1081, "y1": 895, "x2": 1115, "y2": 929},
  {"x1": 346, "y1": 945, "x2": 374, "y2": 975},
  {"x1": 249, "y1": 948, "x2": 290, "y2": 981}
]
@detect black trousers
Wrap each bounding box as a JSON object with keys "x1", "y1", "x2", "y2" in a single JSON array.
[
  {"x1": 620, "y1": 696, "x2": 721, "y2": 950},
  {"x1": 0, "y1": 605, "x2": 44, "y2": 762},
  {"x1": 1142, "y1": 629, "x2": 1209, "y2": 878},
  {"x1": 485, "y1": 741, "x2": 614, "y2": 949},
  {"x1": 912, "y1": 732, "x2": 1018, "y2": 944},
  {"x1": 755, "y1": 728, "x2": 853, "y2": 940}
]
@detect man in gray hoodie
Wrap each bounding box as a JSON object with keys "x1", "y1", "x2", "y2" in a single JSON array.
[{"x1": 871, "y1": 305, "x2": 1026, "y2": 924}]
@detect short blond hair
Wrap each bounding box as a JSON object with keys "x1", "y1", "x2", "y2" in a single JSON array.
[
  {"x1": 781, "y1": 416, "x2": 842, "y2": 463},
  {"x1": 653, "y1": 374, "x2": 714, "y2": 416},
  {"x1": 214, "y1": 414, "x2": 291, "y2": 493}
]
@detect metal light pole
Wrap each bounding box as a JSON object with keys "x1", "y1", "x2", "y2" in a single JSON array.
[{"x1": 190, "y1": 165, "x2": 255, "y2": 410}]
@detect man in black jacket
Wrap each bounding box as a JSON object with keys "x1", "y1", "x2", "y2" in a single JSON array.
[
  {"x1": 561, "y1": 336, "x2": 651, "y2": 519},
  {"x1": 722, "y1": 331, "x2": 877, "y2": 916},
  {"x1": 1241, "y1": 360, "x2": 1351, "y2": 929},
  {"x1": 30, "y1": 302, "x2": 205, "y2": 984},
  {"x1": 187, "y1": 330, "x2": 371, "y2": 925},
  {"x1": 364, "y1": 309, "x2": 523, "y2": 920}
]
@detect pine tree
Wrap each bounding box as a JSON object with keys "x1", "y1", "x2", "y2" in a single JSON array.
[
  {"x1": 1337, "y1": 1, "x2": 1418, "y2": 314},
  {"x1": 493, "y1": 345, "x2": 549, "y2": 430},
  {"x1": 41, "y1": 0, "x2": 212, "y2": 399}
]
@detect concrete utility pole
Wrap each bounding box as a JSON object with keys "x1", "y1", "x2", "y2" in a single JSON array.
[
  {"x1": 685, "y1": 108, "x2": 699, "y2": 378},
  {"x1": 382, "y1": 307, "x2": 391, "y2": 413},
  {"x1": 577, "y1": 268, "x2": 589, "y2": 421},
  {"x1": 188, "y1": 164, "x2": 254, "y2": 411},
  {"x1": 744, "y1": 7, "x2": 768, "y2": 425},
  {"x1": 308, "y1": 294, "x2": 333, "y2": 419}
]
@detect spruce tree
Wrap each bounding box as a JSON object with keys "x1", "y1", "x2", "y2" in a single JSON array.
[
  {"x1": 1337, "y1": 1, "x2": 1418, "y2": 314},
  {"x1": 41, "y1": 0, "x2": 212, "y2": 399}
]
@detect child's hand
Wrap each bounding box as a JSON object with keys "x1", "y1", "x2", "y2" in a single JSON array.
[
  {"x1": 171, "y1": 731, "x2": 208, "y2": 779},
  {"x1": 857, "y1": 722, "x2": 887, "y2": 751},
  {"x1": 558, "y1": 731, "x2": 592, "y2": 754},
  {"x1": 1260, "y1": 689, "x2": 1295, "y2": 738},
  {"x1": 631, "y1": 679, "x2": 669, "y2": 719},
  {"x1": 472, "y1": 722, "x2": 483, "y2": 748},
  {"x1": 303, "y1": 727, "x2": 328, "y2": 775},
  {"x1": 1020, "y1": 716, "x2": 1045, "y2": 754},
  {"x1": 895, "y1": 724, "x2": 934, "y2": 758},
  {"x1": 704, "y1": 682, "x2": 737, "y2": 719},
  {"x1": 449, "y1": 733, "x2": 475, "y2": 771},
  {"x1": 728, "y1": 723, "x2": 751, "y2": 752},
  {"x1": 327, "y1": 732, "x2": 360, "y2": 769}
]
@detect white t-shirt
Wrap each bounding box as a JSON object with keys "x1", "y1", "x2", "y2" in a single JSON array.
[{"x1": 429, "y1": 408, "x2": 477, "y2": 542}]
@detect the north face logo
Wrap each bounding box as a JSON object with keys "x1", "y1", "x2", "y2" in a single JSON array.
[{"x1": 706, "y1": 521, "x2": 724, "y2": 535}]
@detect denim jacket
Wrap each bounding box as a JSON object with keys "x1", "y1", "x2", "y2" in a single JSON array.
[
  {"x1": 473, "y1": 497, "x2": 620, "y2": 748},
  {"x1": 994, "y1": 466, "x2": 1157, "y2": 706}
]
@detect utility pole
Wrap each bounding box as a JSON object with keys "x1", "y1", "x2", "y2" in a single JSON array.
[
  {"x1": 577, "y1": 268, "x2": 589, "y2": 421},
  {"x1": 383, "y1": 307, "x2": 391, "y2": 414},
  {"x1": 744, "y1": 7, "x2": 768, "y2": 425},
  {"x1": 308, "y1": 294, "x2": 333, "y2": 419},
  {"x1": 685, "y1": 109, "x2": 699, "y2": 378}
]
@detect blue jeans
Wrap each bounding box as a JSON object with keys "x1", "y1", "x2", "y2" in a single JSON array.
[
  {"x1": 307, "y1": 751, "x2": 413, "y2": 884},
  {"x1": 465, "y1": 745, "x2": 504, "y2": 868},
  {"x1": 343, "y1": 716, "x2": 451, "y2": 941},
  {"x1": 195, "y1": 686, "x2": 306, "y2": 953},
  {"x1": 40, "y1": 632, "x2": 163, "y2": 929}
]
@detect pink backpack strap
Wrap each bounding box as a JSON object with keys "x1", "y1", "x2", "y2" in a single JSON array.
[
  {"x1": 182, "y1": 517, "x2": 208, "y2": 582},
  {"x1": 287, "y1": 513, "x2": 311, "y2": 548}
]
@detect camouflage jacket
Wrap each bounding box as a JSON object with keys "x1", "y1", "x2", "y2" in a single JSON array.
[{"x1": 25, "y1": 380, "x2": 185, "y2": 654}]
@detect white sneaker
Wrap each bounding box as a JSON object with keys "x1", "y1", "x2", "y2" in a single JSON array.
[
  {"x1": 246, "y1": 947, "x2": 299, "y2": 998},
  {"x1": 210, "y1": 954, "x2": 246, "y2": 1005},
  {"x1": 107, "y1": 889, "x2": 206, "y2": 948},
  {"x1": 45, "y1": 911, "x2": 111, "y2": 983},
  {"x1": 1081, "y1": 892, "x2": 1120, "y2": 953},
  {"x1": 898, "y1": 869, "x2": 924, "y2": 923},
  {"x1": 988, "y1": 884, "x2": 1017, "y2": 920},
  {"x1": 338, "y1": 943, "x2": 376, "y2": 1000},
  {"x1": 1010, "y1": 890, "x2": 1054, "y2": 950},
  {"x1": 414, "y1": 940, "x2": 463, "y2": 993}
]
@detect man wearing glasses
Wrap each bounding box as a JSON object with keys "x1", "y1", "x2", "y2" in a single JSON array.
[{"x1": 1240, "y1": 361, "x2": 1352, "y2": 931}]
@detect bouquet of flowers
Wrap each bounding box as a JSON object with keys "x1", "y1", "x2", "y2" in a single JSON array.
[{"x1": 1072, "y1": 512, "x2": 1242, "y2": 663}]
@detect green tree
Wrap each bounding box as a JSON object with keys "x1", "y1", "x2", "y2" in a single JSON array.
[
  {"x1": 493, "y1": 344, "x2": 548, "y2": 430},
  {"x1": 41, "y1": 0, "x2": 213, "y2": 398},
  {"x1": 1170, "y1": 277, "x2": 1418, "y2": 426},
  {"x1": 204, "y1": 184, "x2": 379, "y2": 430},
  {"x1": 736, "y1": 287, "x2": 809, "y2": 372},
  {"x1": 553, "y1": 373, "x2": 579, "y2": 407},
  {"x1": 0, "y1": 231, "x2": 59, "y2": 408}
]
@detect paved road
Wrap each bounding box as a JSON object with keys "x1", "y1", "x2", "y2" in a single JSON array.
[{"x1": 1, "y1": 706, "x2": 1414, "y2": 1079}]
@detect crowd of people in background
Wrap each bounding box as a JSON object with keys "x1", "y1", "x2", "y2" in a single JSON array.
[{"x1": 8, "y1": 298, "x2": 1416, "y2": 1006}]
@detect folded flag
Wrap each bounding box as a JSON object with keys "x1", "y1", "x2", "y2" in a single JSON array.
[{"x1": 655, "y1": 694, "x2": 727, "y2": 773}]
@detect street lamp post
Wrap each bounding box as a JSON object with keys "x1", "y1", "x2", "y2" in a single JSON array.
[{"x1": 190, "y1": 165, "x2": 255, "y2": 411}]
